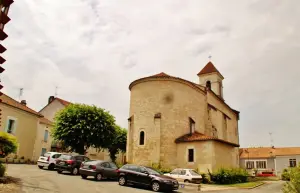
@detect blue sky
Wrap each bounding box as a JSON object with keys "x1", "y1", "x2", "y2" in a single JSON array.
[{"x1": 2, "y1": 0, "x2": 300, "y2": 148}]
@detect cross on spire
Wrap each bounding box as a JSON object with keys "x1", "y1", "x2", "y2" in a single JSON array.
[{"x1": 208, "y1": 54, "x2": 212, "y2": 61}]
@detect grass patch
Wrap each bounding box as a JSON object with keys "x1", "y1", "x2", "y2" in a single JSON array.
[
  {"x1": 249, "y1": 176, "x2": 280, "y2": 182},
  {"x1": 222, "y1": 181, "x2": 264, "y2": 188}
]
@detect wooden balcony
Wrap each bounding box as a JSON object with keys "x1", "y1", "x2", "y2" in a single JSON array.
[
  {"x1": 0, "y1": 56, "x2": 5, "y2": 64},
  {"x1": 0, "y1": 29, "x2": 7, "y2": 40},
  {"x1": 1, "y1": 0, "x2": 14, "y2": 7},
  {"x1": 0, "y1": 44, "x2": 6, "y2": 53},
  {"x1": 0, "y1": 12, "x2": 10, "y2": 24}
]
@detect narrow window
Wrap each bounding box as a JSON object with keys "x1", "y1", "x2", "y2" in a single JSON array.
[
  {"x1": 44, "y1": 130, "x2": 49, "y2": 142},
  {"x1": 206, "y1": 81, "x2": 211, "y2": 90},
  {"x1": 139, "y1": 131, "x2": 145, "y2": 145},
  {"x1": 256, "y1": 161, "x2": 267, "y2": 169},
  {"x1": 246, "y1": 161, "x2": 255, "y2": 169},
  {"x1": 188, "y1": 149, "x2": 194, "y2": 162},
  {"x1": 7, "y1": 119, "x2": 15, "y2": 133},
  {"x1": 189, "y1": 118, "x2": 195, "y2": 134},
  {"x1": 289, "y1": 159, "x2": 297, "y2": 167}
]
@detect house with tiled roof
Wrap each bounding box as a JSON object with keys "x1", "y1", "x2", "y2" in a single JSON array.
[
  {"x1": 127, "y1": 61, "x2": 240, "y2": 172},
  {"x1": 0, "y1": 93, "x2": 53, "y2": 161},
  {"x1": 240, "y1": 146, "x2": 300, "y2": 176},
  {"x1": 39, "y1": 96, "x2": 125, "y2": 163}
]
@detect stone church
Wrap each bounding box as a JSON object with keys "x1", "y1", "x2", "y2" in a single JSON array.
[{"x1": 126, "y1": 61, "x2": 240, "y2": 172}]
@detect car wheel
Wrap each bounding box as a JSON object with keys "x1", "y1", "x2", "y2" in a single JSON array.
[
  {"x1": 95, "y1": 173, "x2": 102, "y2": 181},
  {"x1": 118, "y1": 176, "x2": 127, "y2": 186},
  {"x1": 48, "y1": 164, "x2": 55, "y2": 170},
  {"x1": 38, "y1": 166, "x2": 43, "y2": 169},
  {"x1": 151, "y1": 181, "x2": 160, "y2": 192},
  {"x1": 81, "y1": 175, "x2": 87, "y2": 179},
  {"x1": 57, "y1": 170, "x2": 62, "y2": 174},
  {"x1": 72, "y1": 168, "x2": 79, "y2": 175},
  {"x1": 184, "y1": 179, "x2": 190, "y2": 183}
]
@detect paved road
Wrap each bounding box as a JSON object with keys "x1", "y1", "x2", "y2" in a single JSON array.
[
  {"x1": 6, "y1": 164, "x2": 182, "y2": 193},
  {"x1": 6, "y1": 164, "x2": 284, "y2": 193}
]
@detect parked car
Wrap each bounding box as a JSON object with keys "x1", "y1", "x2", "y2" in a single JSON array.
[
  {"x1": 37, "y1": 152, "x2": 62, "y2": 170},
  {"x1": 118, "y1": 164, "x2": 179, "y2": 192},
  {"x1": 79, "y1": 160, "x2": 119, "y2": 181},
  {"x1": 164, "y1": 168, "x2": 202, "y2": 184},
  {"x1": 56, "y1": 154, "x2": 90, "y2": 175}
]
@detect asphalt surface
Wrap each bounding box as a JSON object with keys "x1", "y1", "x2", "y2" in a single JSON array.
[{"x1": 6, "y1": 164, "x2": 284, "y2": 193}]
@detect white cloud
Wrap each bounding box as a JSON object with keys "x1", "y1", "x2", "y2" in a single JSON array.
[{"x1": 2, "y1": 0, "x2": 300, "y2": 147}]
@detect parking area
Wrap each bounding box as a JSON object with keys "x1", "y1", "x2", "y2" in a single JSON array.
[{"x1": 6, "y1": 164, "x2": 183, "y2": 193}]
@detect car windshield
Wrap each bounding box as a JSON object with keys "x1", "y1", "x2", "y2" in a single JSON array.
[
  {"x1": 189, "y1": 170, "x2": 201, "y2": 176},
  {"x1": 146, "y1": 167, "x2": 162, "y2": 175},
  {"x1": 59, "y1": 155, "x2": 72, "y2": 160}
]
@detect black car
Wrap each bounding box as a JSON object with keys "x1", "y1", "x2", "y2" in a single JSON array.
[
  {"x1": 79, "y1": 160, "x2": 119, "y2": 181},
  {"x1": 118, "y1": 164, "x2": 179, "y2": 192},
  {"x1": 55, "y1": 154, "x2": 90, "y2": 175}
]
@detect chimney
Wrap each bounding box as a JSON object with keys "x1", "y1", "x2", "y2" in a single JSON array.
[
  {"x1": 48, "y1": 96, "x2": 55, "y2": 104},
  {"x1": 20, "y1": 100, "x2": 27, "y2": 106}
]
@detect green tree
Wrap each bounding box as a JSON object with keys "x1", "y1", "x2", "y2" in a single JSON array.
[
  {"x1": 0, "y1": 131, "x2": 18, "y2": 158},
  {"x1": 52, "y1": 104, "x2": 117, "y2": 155},
  {"x1": 108, "y1": 126, "x2": 127, "y2": 163},
  {"x1": 282, "y1": 165, "x2": 300, "y2": 193}
]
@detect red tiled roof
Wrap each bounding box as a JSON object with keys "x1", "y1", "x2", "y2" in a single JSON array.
[
  {"x1": 129, "y1": 72, "x2": 206, "y2": 94},
  {"x1": 197, "y1": 61, "x2": 224, "y2": 78},
  {"x1": 39, "y1": 117, "x2": 53, "y2": 125},
  {"x1": 175, "y1": 132, "x2": 240, "y2": 147},
  {"x1": 239, "y1": 147, "x2": 300, "y2": 159},
  {"x1": 0, "y1": 93, "x2": 43, "y2": 117},
  {"x1": 55, "y1": 97, "x2": 71, "y2": 106}
]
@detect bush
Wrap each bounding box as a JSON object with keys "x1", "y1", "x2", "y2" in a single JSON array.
[
  {"x1": 282, "y1": 169, "x2": 291, "y2": 181},
  {"x1": 211, "y1": 167, "x2": 249, "y2": 184},
  {"x1": 282, "y1": 166, "x2": 300, "y2": 193},
  {"x1": 0, "y1": 163, "x2": 5, "y2": 177},
  {"x1": 151, "y1": 163, "x2": 172, "y2": 174},
  {"x1": 0, "y1": 132, "x2": 18, "y2": 158},
  {"x1": 200, "y1": 173, "x2": 211, "y2": 184}
]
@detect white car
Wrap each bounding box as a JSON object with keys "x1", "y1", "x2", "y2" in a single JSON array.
[
  {"x1": 164, "y1": 168, "x2": 202, "y2": 184},
  {"x1": 37, "y1": 152, "x2": 62, "y2": 170}
]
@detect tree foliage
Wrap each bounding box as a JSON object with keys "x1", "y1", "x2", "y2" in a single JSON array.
[
  {"x1": 0, "y1": 131, "x2": 18, "y2": 158},
  {"x1": 108, "y1": 125, "x2": 127, "y2": 162},
  {"x1": 282, "y1": 165, "x2": 300, "y2": 193},
  {"x1": 52, "y1": 104, "x2": 117, "y2": 155}
]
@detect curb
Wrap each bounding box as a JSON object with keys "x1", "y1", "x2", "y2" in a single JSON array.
[{"x1": 244, "y1": 182, "x2": 265, "y2": 189}]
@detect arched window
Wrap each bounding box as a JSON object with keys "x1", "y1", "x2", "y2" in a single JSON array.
[
  {"x1": 139, "y1": 131, "x2": 145, "y2": 145},
  {"x1": 206, "y1": 81, "x2": 211, "y2": 90}
]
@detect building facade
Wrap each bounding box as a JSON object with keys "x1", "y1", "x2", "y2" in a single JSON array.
[
  {"x1": 39, "y1": 96, "x2": 125, "y2": 163},
  {"x1": 240, "y1": 147, "x2": 300, "y2": 176},
  {"x1": 0, "y1": 94, "x2": 52, "y2": 161},
  {"x1": 127, "y1": 61, "x2": 240, "y2": 172}
]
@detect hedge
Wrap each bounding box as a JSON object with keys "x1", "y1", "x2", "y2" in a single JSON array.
[{"x1": 210, "y1": 167, "x2": 249, "y2": 184}]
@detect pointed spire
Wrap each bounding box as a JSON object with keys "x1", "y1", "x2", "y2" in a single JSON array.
[{"x1": 197, "y1": 61, "x2": 224, "y2": 79}]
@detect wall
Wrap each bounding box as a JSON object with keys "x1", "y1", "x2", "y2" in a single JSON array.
[
  {"x1": 198, "y1": 73, "x2": 223, "y2": 97},
  {"x1": 128, "y1": 79, "x2": 207, "y2": 168},
  {"x1": 32, "y1": 123, "x2": 53, "y2": 161},
  {"x1": 40, "y1": 100, "x2": 66, "y2": 121},
  {"x1": 207, "y1": 91, "x2": 239, "y2": 145},
  {"x1": 239, "y1": 157, "x2": 275, "y2": 174},
  {"x1": 1, "y1": 103, "x2": 39, "y2": 160},
  {"x1": 212, "y1": 141, "x2": 239, "y2": 171},
  {"x1": 176, "y1": 141, "x2": 214, "y2": 173},
  {"x1": 40, "y1": 100, "x2": 125, "y2": 163},
  {"x1": 275, "y1": 155, "x2": 300, "y2": 176}
]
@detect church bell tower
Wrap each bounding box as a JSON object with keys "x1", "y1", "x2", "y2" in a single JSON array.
[{"x1": 197, "y1": 61, "x2": 224, "y2": 99}]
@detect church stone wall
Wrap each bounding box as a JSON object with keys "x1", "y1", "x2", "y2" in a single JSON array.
[
  {"x1": 212, "y1": 141, "x2": 239, "y2": 171},
  {"x1": 128, "y1": 80, "x2": 206, "y2": 168},
  {"x1": 207, "y1": 91, "x2": 239, "y2": 145}
]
